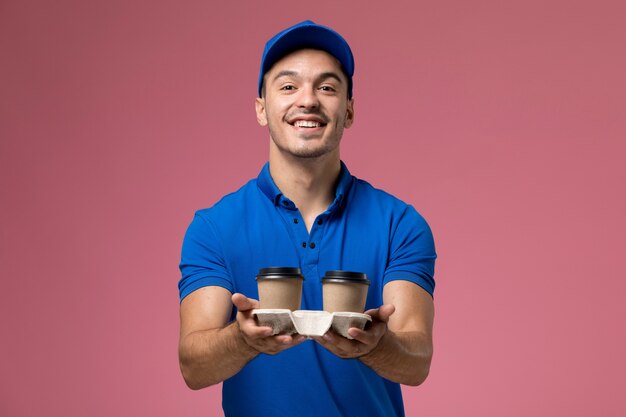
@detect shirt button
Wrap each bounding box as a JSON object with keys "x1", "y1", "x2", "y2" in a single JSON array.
[
  {"x1": 317, "y1": 219, "x2": 323, "y2": 225},
  {"x1": 309, "y1": 242, "x2": 316, "y2": 249},
  {"x1": 293, "y1": 218, "x2": 299, "y2": 224},
  {"x1": 302, "y1": 242, "x2": 306, "y2": 248}
]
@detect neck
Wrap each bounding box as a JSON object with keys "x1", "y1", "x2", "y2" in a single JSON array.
[{"x1": 269, "y1": 145, "x2": 341, "y2": 229}]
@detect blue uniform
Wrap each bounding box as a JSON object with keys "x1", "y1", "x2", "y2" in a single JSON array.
[{"x1": 179, "y1": 161, "x2": 436, "y2": 417}]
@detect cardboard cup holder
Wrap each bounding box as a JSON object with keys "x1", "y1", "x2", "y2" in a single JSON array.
[{"x1": 252, "y1": 309, "x2": 372, "y2": 339}]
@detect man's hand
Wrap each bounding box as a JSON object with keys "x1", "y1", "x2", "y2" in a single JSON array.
[
  {"x1": 232, "y1": 293, "x2": 306, "y2": 355},
  {"x1": 312, "y1": 304, "x2": 396, "y2": 358}
]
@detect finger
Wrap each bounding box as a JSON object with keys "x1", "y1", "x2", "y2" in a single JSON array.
[
  {"x1": 347, "y1": 325, "x2": 382, "y2": 345},
  {"x1": 254, "y1": 334, "x2": 307, "y2": 356},
  {"x1": 232, "y1": 293, "x2": 259, "y2": 312},
  {"x1": 323, "y1": 330, "x2": 359, "y2": 353},
  {"x1": 237, "y1": 316, "x2": 274, "y2": 338},
  {"x1": 312, "y1": 333, "x2": 341, "y2": 351},
  {"x1": 311, "y1": 335, "x2": 325, "y2": 345},
  {"x1": 274, "y1": 334, "x2": 307, "y2": 345},
  {"x1": 292, "y1": 334, "x2": 307, "y2": 344},
  {"x1": 240, "y1": 324, "x2": 274, "y2": 339},
  {"x1": 347, "y1": 327, "x2": 370, "y2": 342}
]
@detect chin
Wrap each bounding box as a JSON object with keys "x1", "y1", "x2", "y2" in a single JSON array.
[
  {"x1": 290, "y1": 143, "x2": 340, "y2": 159},
  {"x1": 290, "y1": 150, "x2": 329, "y2": 159}
]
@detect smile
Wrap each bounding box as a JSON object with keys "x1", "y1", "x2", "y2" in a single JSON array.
[{"x1": 293, "y1": 120, "x2": 323, "y2": 128}]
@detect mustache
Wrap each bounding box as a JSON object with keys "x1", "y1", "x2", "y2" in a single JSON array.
[{"x1": 286, "y1": 110, "x2": 329, "y2": 124}]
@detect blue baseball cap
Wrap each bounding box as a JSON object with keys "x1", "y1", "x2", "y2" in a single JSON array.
[{"x1": 258, "y1": 20, "x2": 355, "y2": 98}]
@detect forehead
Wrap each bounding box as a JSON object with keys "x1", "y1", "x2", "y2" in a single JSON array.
[{"x1": 265, "y1": 48, "x2": 347, "y2": 81}]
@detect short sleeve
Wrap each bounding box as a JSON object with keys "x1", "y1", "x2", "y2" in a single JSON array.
[
  {"x1": 178, "y1": 211, "x2": 233, "y2": 302},
  {"x1": 383, "y1": 206, "x2": 437, "y2": 297}
]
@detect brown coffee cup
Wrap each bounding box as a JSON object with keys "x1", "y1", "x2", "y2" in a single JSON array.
[
  {"x1": 256, "y1": 267, "x2": 304, "y2": 311},
  {"x1": 322, "y1": 270, "x2": 370, "y2": 313}
]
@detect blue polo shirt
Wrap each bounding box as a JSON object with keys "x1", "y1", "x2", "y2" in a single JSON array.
[{"x1": 179, "y1": 161, "x2": 436, "y2": 417}]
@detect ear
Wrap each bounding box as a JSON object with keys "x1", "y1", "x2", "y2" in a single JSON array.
[
  {"x1": 344, "y1": 98, "x2": 354, "y2": 128},
  {"x1": 255, "y1": 97, "x2": 268, "y2": 126}
]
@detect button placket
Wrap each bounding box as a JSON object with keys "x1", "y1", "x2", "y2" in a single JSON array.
[
  {"x1": 302, "y1": 214, "x2": 327, "y2": 267},
  {"x1": 274, "y1": 201, "x2": 308, "y2": 266}
]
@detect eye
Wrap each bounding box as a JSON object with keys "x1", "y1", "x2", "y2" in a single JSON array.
[
  {"x1": 280, "y1": 85, "x2": 296, "y2": 91},
  {"x1": 319, "y1": 85, "x2": 336, "y2": 92}
]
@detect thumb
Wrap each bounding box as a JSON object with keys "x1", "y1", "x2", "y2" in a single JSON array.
[
  {"x1": 232, "y1": 293, "x2": 259, "y2": 312},
  {"x1": 368, "y1": 304, "x2": 395, "y2": 323}
]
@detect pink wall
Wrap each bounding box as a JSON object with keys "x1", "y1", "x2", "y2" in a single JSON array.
[{"x1": 1, "y1": 1, "x2": 624, "y2": 415}]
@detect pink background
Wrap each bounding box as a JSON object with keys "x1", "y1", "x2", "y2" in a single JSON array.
[{"x1": 1, "y1": 0, "x2": 625, "y2": 415}]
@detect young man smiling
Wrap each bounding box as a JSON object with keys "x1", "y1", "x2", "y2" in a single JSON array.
[{"x1": 178, "y1": 20, "x2": 437, "y2": 417}]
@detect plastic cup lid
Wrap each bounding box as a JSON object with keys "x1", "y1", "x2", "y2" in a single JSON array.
[
  {"x1": 322, "y1": 270, "x2": 370, "y2": 285},
  {"x1": 257, "y1": 267, "x2": 304, "y2": 280}
]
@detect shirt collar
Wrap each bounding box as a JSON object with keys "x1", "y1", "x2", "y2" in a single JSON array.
[
  {"x1": 334, "y1": 160, "x2": 354, "y2": 206},
  {"x1": 256, "y1": 162, "x2": 280, "y2": 204},
  {"x1": 256, "y1": 161, "x2": 354, "y2": 208}
]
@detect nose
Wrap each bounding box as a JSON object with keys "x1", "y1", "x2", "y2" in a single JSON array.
[{"x1": 296, "y1": 85, "x2": 320, "y2": 109}]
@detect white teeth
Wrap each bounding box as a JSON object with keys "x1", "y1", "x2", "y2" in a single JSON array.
[{"x1": 294, "y1": 120, "x2": 321, "y2": 128}]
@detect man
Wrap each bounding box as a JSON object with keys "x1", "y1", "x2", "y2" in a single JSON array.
[{"x1": 178, "y1": 20, "x2": 436, "y2": 417}]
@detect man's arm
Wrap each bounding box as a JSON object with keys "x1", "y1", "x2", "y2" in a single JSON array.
[
  {"x1": 313, "y1": 280, "x2": 434, "y2": 386},
  {"x1": 178, "y1": 286, "x2": 306, "y2": 389}
]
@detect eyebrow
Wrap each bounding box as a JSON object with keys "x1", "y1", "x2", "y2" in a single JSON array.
[{"x1": 272, "y1": 70, "x2": 344, "y2": 84}]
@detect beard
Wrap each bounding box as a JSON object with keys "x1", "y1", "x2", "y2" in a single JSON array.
[{"x1": 268, "y1": 126, "x2": 343, "y2": 159}]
